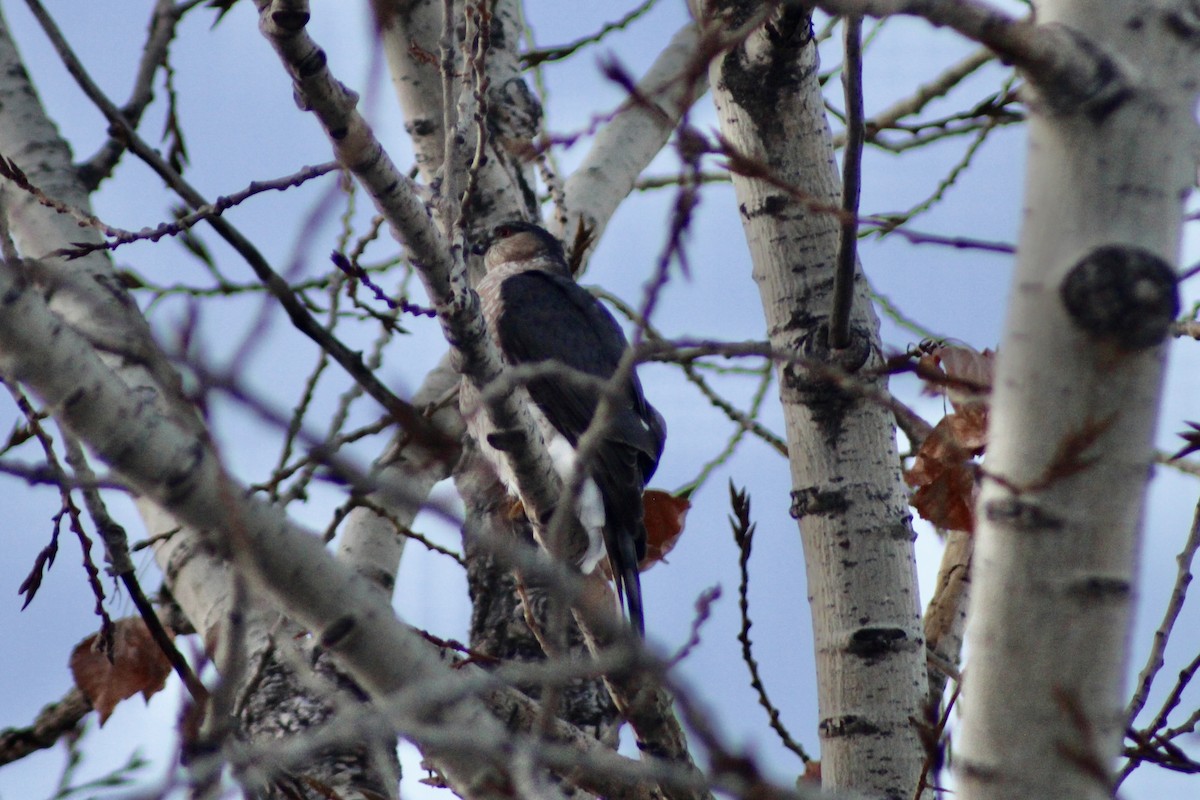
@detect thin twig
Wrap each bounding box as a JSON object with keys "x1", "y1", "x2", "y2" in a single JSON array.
[
  {"x1": 22, "y1": 0, "x2": 455, "y2": 461},
  {"x1": 76, "y1": 0, "x2": 194, "y2": 189},
  {"x1": 343, "y1": 496, "x2": 466, "y2": 567},
  {"x1": 62, "y1": 435, "x2": 209, "y2": 705},
  {"x1": 729, "y1": 484, "x2": 810, "y2": 763},
  {"x1": 829, "y1": 14, "x2": 864, "y2": 351},
  {"x1": 669, "y1": 586, "x2": 721, "y2": 666},
  {"x1": 59, "y1": 163, "x2": 341, "y2": 259},
  {"x1": 1120, "y1": 645, "x2": 1200, "y2": 783},
  {"x1": 270, "y1": 347, "x2": 332, "y2": 504},
  {"x1": 685, "y1": 363, "x2": 782, "y2": 494},
  {"x1": 862, "y1": 223, "x2": 1016, "y2": 254},
  {"x1": 521, "y1": 0, "x2": 660, "y2": 67},
  {"x1": 869, "y1": 113, "x2": 1020, "y2": 153},
  {"x1": 912, "y1": 679, "x2": 960, "y2": 800},
  {"x1": 596, "y1": 288, "x2": 787, "y2": 456},
  {"x1": 0, "y1": 458, "x2": 125, "y2": 490},
  {"x1": 1157, "y1": 450, "x2": 1200, "y2": 478},
  {"x1": 1127, "y1": 498, "x2": 1200, "y2": 728},
  {"x1": 8, "y1": 388, "x2": 113, "y2": 652},
  {"x1": 841, "y1": 46, "x2": 995, "y2": 144}
]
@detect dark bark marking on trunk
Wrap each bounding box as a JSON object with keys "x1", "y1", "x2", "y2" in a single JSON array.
[
  {"x1": 790, "y1": 486, "x2": 849, "y2": 518},
  {"x1": 1060, "y1": 243, "x2": 1178, "y2": 349},
  {"x1": 983, "y1": 496, "x2": 1065, "y2": 532},
  {"x1": 716, "y1": 6, "x2": 813, "y2": 140},
  {"x1": 819, "y1": 714, "x2": 882, "y2": 738},
  {"x1": 847, "y1": 626, "x2": 912, "y2": 663}
]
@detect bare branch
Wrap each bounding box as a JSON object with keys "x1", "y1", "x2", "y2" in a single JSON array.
[
  {"x1": 805, "y1": 0, "x2": 1129, "y2": 115},
  {"x1": 522, "y1": 0, "x2": 661, "y2": 66},
  {"x1": 557, "y1": 22, "x2": 709, "y2": 261},
  {"x1": 58, "y1": 162, "x2": 341, "y2": 259},
  {"x1": 0, "y1": 688, "x2": 91, "y2": 767},
  {"x1": 77, "y1": 0, "x2": 193, "y2": 189},
  {"x1": 23, "y1": 0, "x2": 452, "y2": 460},
  {"x1": 829, "y1": 15, "x2": 864, "y2": 350},
  {"x1": 841, "y1": 46, "x2": 995, "y2": 144},
  {"x1": 730, "y1": 484, "x2": 811, "y2": 763},
  {"x1": 1126, "y1": 498, "x2": 1200, "y2": 728}
]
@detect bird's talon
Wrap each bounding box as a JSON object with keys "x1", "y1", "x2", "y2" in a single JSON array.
[{"x1": 504, "y1": 497, "x2": 526, "y2": 521}]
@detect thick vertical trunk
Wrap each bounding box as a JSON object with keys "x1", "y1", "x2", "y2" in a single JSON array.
[
  {"x1": 706, "y1": 5, "x2": 927, "y2": 795},
  {"x1": 957, "y1": 3, "x2": 1198, "y2": 798}
]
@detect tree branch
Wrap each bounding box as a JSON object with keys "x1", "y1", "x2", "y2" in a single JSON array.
[
  {"x1": 805, "y1": 0, "x2": 1128, "y2": 114},
  {"x1": 0, "y1": 237, "x2": 532, "y2": 800},
  {"x1": 828, "y1": 15, "x2": 863, "y2": 350},
  {"x1": 23, "y1": 0, "x2": 453, "y2": 460},
  {"x1": 557, "y1": 22, "x2": 709, "y2": 263},
  {"x1": 76, "y1": 0, "x2": 192, "y2": 189},
  {"x1": 0, "y1": 688, "x2": 91, "y2": 766}
]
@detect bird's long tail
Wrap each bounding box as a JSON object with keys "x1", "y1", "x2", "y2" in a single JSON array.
[{"x1": 613, "y1": 528, "x2": 645, "y2": 637}]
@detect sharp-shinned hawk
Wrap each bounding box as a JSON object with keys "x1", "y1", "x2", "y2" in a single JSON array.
[{"x1": 461, "y1": 221, "x2": 666, "y2": 635}]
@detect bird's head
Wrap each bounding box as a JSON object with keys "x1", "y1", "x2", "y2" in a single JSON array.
[{"x1": 480, "y1": 221, "x2": 570, "y2": 275}]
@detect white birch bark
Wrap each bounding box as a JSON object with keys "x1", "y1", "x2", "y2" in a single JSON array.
[
  {"x1": 375, "y1": 0, "x2": 448, "y2": 179},
  {"x1": 705, "y1": 4, "x2": 928, "y2": 795},
  {"x1": 555, "y1": 23, "x2": 707, "y2": 259},
  {"x1": 956, "y1": 3, "x2": 1199, "y2": 798},
  {"x1": 0, "y1": 249, "x2": 554, "y2": 800},
  {"x1": 336, "y1": 356, "x2": 462, "y2": 587},
  {"x1": 0, "y1": 8, "x2": 399, "y2": 794},
  {"x1": 0, "y1": 0, "x2": 243, "y2": 691}
]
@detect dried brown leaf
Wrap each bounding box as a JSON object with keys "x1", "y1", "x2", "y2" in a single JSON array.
[
  {"x1": 917, "y1": 343, "x2": 995, "y2": 411},
  {"x1": 640, "y1": 489, "x2": 691, "y2": 571},
  {"x1": 905, "y1": 408, "x2": 988, "y2": 533},
  {"x1": 908, "y1": 459, "x2": 978, "y2": 533},
  {"x1": 69, "y1": 617, "x2": 173, "y2": 725}
]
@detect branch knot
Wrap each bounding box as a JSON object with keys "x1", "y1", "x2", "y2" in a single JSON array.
[{"x1": 1060, "y1": 244, "x2": 1178, "y2": 350}]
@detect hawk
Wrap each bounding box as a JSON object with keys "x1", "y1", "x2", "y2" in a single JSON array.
[{"x1": 461, "y1": 221, "x2": 666, "y2": 636}]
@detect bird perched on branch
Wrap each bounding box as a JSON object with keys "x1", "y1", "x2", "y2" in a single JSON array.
[{"x1": 461, "y1": 221, "x2": 666, "y2": 636}]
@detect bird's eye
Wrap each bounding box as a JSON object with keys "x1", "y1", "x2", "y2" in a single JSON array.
[{"x1": 495, "y1": 224, "x2": 513, "y2": 238}]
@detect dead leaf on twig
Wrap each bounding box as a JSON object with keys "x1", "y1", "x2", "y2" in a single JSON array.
[{"x1": 69, "y1": 617, "x2": 173, "y2": 725}]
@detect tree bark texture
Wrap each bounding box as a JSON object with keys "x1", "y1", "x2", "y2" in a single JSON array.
[
  {"x1": 0, "y1": 5, "x2": 413, "y2": 794},
  {"x1": 958, "y1": 3, "x2": 1199, "y2": 798},
  {"x1": 706, "y1": 5, "x2": 927, "y2": 796}
]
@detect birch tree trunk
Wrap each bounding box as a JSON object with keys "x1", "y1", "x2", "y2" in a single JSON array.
[
  {"x1": 0, "y1": 4, "x2": 409, "y2": 794},
  {"x1": 957, "y1": 3, "x2": 1199, "y2": 797},
  {"x1": 705, "y1": 4, "x2": 928, "y2": 795}
]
